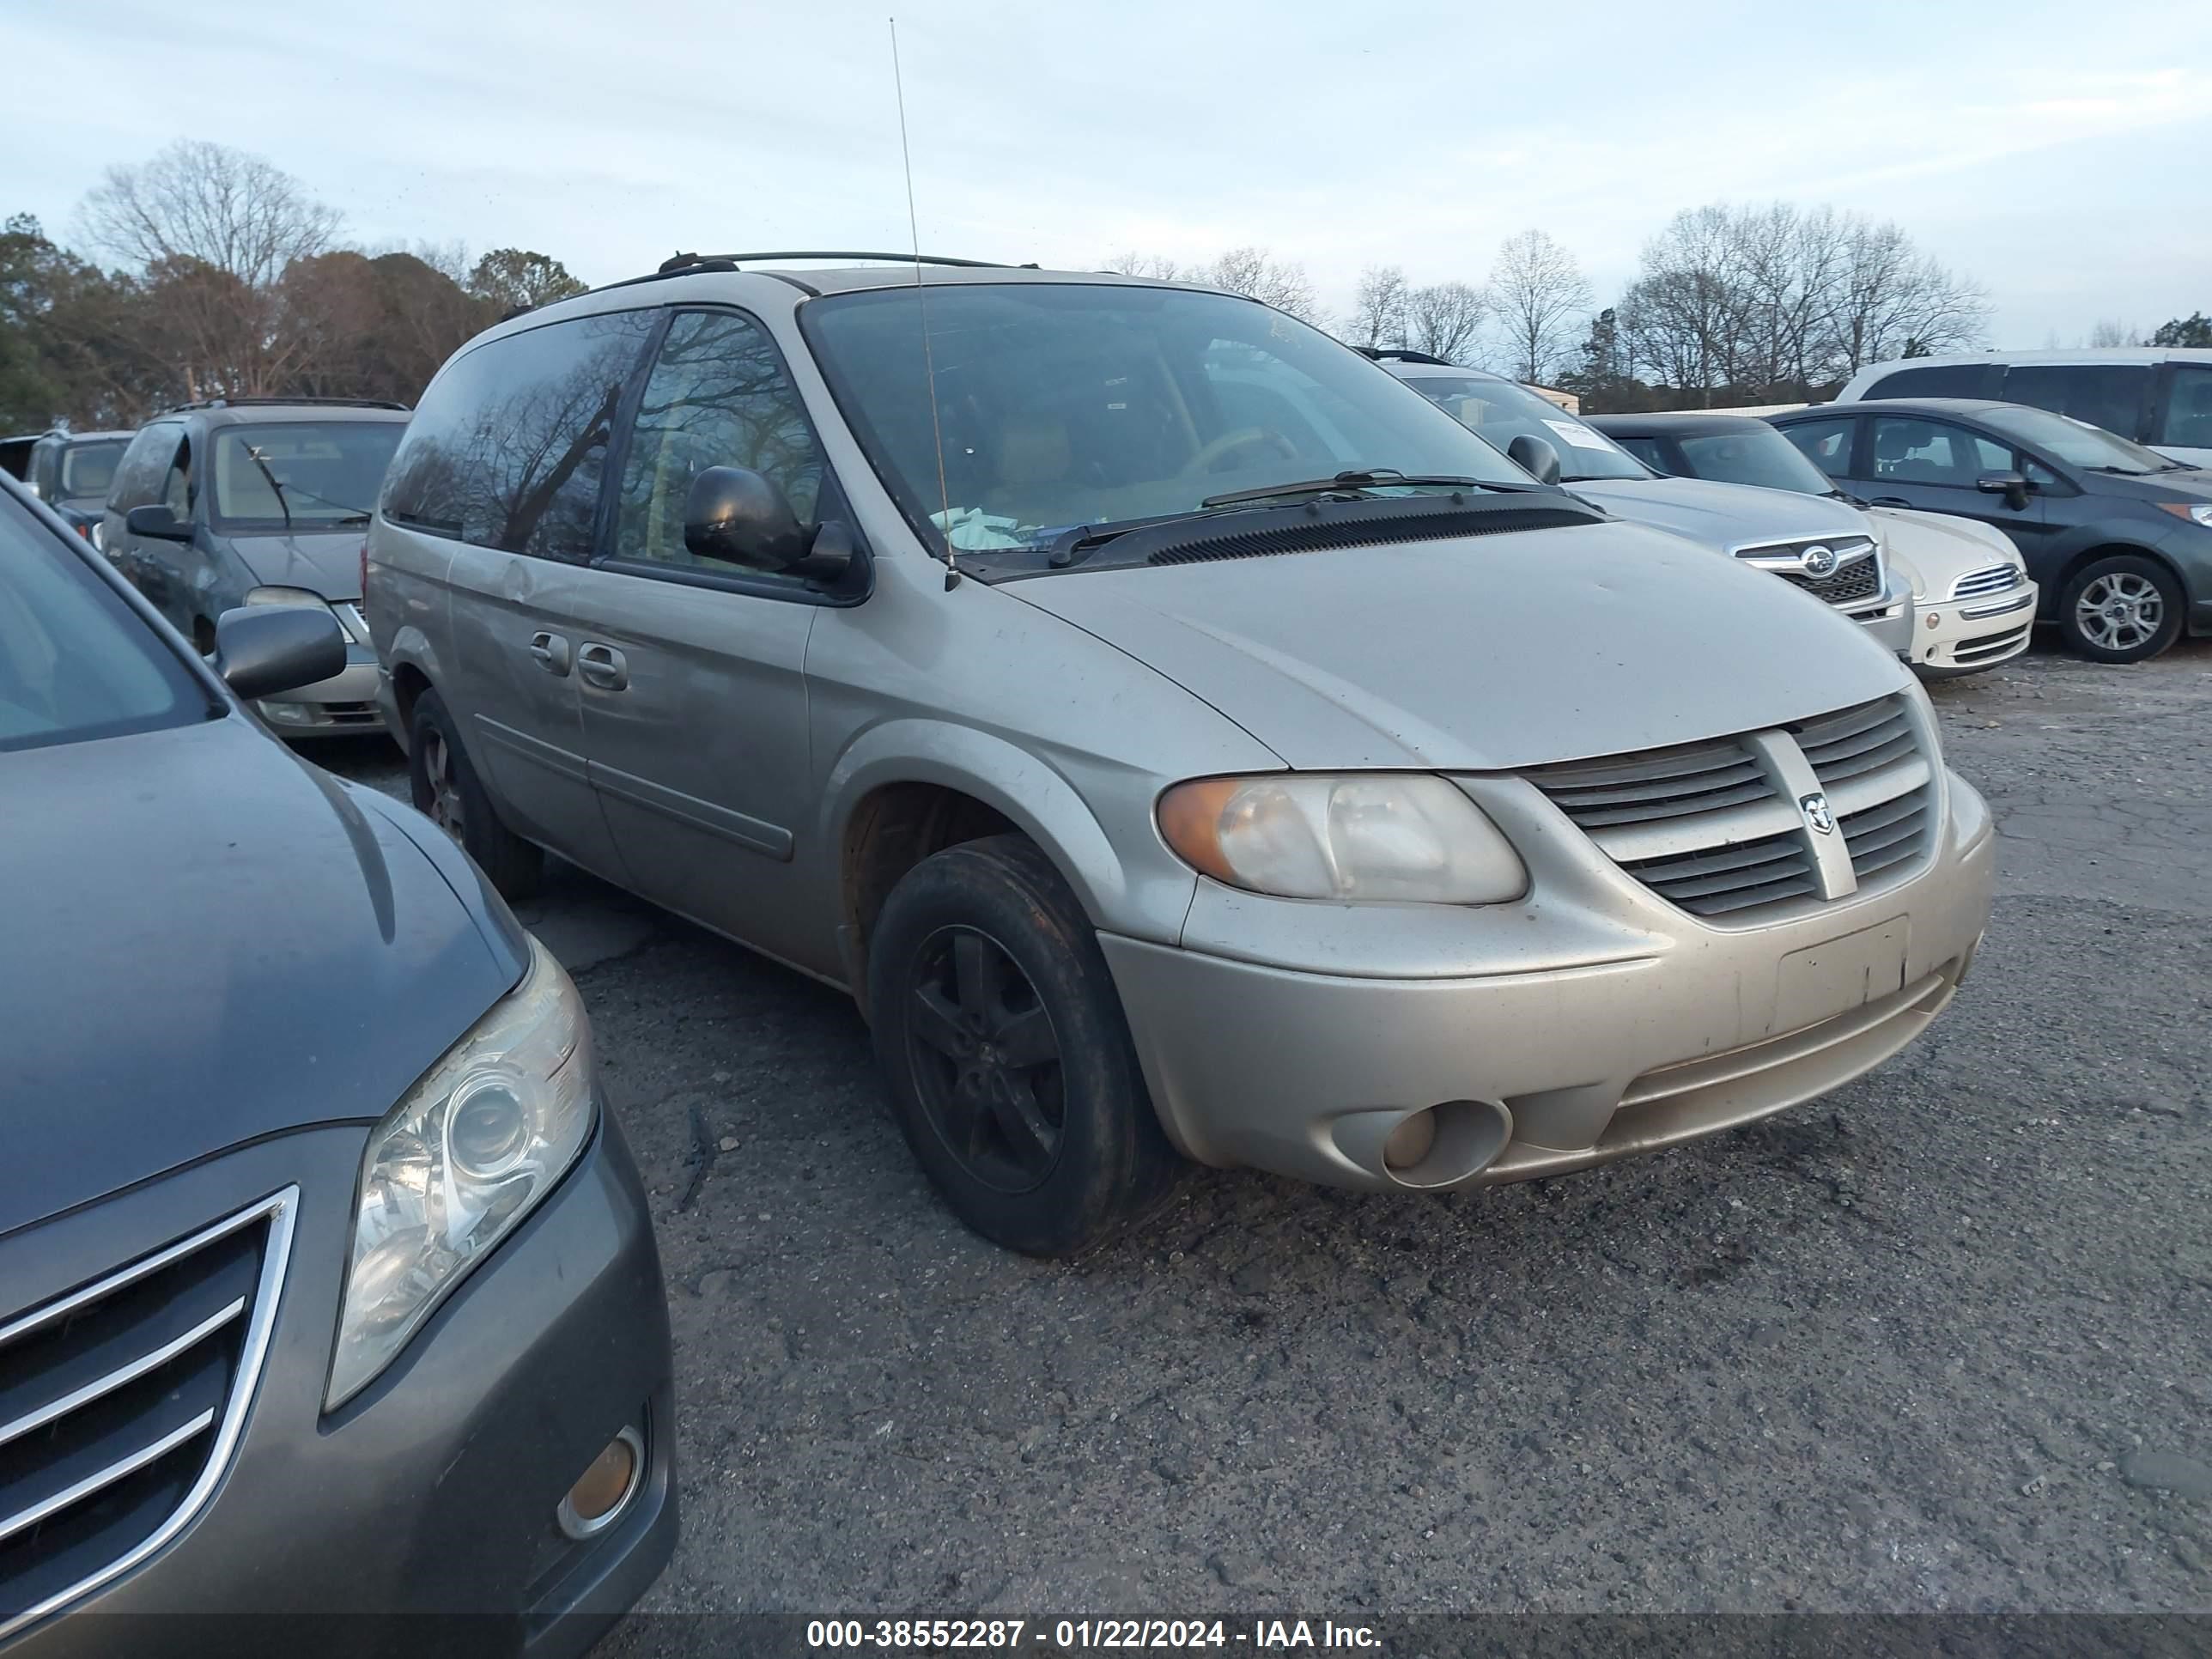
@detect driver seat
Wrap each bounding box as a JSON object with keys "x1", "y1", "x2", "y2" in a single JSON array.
[{"x1": 983, "y1": 416, "x2": 1073, "y2": 520}]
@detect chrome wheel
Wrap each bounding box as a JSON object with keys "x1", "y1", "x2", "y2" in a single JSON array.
[
  {"x1": 2075, "y1": 571, "x2": 2164, "y2": 653},
  {"x1": 418, "y1": 729, "x2": 465, "y2": 842},
  {"x1": 904, "y1": 925, "x2": 1064, "y2": 1195}
]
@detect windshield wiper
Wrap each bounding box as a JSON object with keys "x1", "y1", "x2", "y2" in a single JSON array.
[
  {"x1": 244, "y1": 445, "x2": 293, "y2": 532},
  {"x1": 1199, "y1": 468, "x2": 1531, "y2": 509}
]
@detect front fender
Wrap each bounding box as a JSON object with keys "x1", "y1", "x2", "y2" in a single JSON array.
[
  {"x1": 819, "y1": 720, "x2": 1196, "y2": 945},
  {"x1": 2040, "y1": 517, "x2": 2205, "y2": 599}
]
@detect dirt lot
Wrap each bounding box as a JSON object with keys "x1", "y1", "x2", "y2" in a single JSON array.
[{"x1": 319, "y1": 636, "x2": 2212, "y2": 1625}]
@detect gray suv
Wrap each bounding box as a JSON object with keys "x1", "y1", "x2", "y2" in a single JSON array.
[
  {"x1": 368, "y1": 256, "x2": 1996, "y2": 1255},
  {"x1": 102, "y1": 398, "x2": 409, "y2": 738}
]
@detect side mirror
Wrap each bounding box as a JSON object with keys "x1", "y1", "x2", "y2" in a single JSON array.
[
  {"x1": 683, "y1": 466, "x2": 809, "y2": 572},
  {"x1": 1976, "y1": 471, "x2": 2030, "y2": 511},
  {"x1": 1507, "y1": 434, "x2": 1563, "y2": 486},
  {"x1": 125, "y1": 503, "x2": 193, "y2": 542},
  {"x1": 212, "y1": 605, "x2": 347, "y2": 702}
]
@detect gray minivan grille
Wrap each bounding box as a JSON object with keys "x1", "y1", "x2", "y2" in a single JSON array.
[
  {"x1": 1527, "y1": 694, "x2": 1934, "y2": 922},
  {"x1": 0, "y1": 1190, "x2": 295, "y2": 1641}
]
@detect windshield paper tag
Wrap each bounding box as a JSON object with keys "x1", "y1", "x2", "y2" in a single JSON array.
[{"x1": 1543, "y1": 418, "x2": 1617, "y2": 453}]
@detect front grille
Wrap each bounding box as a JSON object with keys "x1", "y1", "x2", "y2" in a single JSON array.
[
  {"x1": 1950, "y1": 564, "x2": 2023, "y2": 600},
  {"x1": 1620, "y1": 828, "x2": 1819, "y2": 916},
  {"x1": 320, "y1": 701, "x2": 380, "y2": 724},
  {"x1": 1526, "y1": 694, "x2": 1934, "y2": 922},
  {"x1": 1775, "y1": 558, "x2": 1881, "y2": 605},
  {"x1": 1522, "y1": 736, "x2": 1776, "y2": 833},
  {"x1": 0, "y1": 1191, "x2": 295, "y2": 1640}
]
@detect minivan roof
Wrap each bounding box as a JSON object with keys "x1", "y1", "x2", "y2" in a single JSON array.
[{"x1": 1856, "y1": 345, "x2": 2212, "y2": 372}]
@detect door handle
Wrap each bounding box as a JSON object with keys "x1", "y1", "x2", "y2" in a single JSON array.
[
  {"x1": 1869, "y1": 496, "x2": 1912, "y2": 507},
  {"x1": 527, "y1": 632, "x2": 572, "y2": 676},
  {"x1": 576, "y1": 642, "x2": 629, "y2": 690}
]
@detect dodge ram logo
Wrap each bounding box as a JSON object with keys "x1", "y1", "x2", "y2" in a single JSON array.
[
  {"x1": 1802, "y1": 544, "x2": 1838, "y2": 578},
  {"x1": 1800, "y1": 792, "x2": 1836, "y2": 835}
]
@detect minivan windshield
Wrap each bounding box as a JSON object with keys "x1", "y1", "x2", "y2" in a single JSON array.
[
  {"x1": 802, "y1": 283, "x2": 1531, "y2": 554},
  {"x1": 211, "y1": 421, "x2": 407, "y2": 528},
  {"x1": 0, "y1": 492, "x2": 204, "y2": 751},
  {"x1": 1398, "y1": 374, "x2": 1650, "y2": 483},
  {"x1": 1676, "y1": 425, "x2": 1841, "y2": 497},
  {"x1": 58, "y1": 440, "x2": 127, "y2": 501},
  {"x1": 1978, "y1": 404, "x2": 2181, "y2": 475}
]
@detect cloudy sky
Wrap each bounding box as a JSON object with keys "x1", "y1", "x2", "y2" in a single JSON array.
[{"x1": 5, "y1": 0, "x2": 2207, "y2": 349}]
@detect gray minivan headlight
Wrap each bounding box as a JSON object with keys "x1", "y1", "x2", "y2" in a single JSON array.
[
  {"x1": 1158, "y1": 774, "x2": 1528, "y2": 903},
  {"x1": 327, "y1": 938, "x2": 596, "y2": 1409}
]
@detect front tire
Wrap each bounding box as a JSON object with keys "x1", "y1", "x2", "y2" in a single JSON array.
[
  {"x1": 2058, "y1": 554, "x2": 2183, "y2": 663},
  {"x1": 866, "y1": 835, "x2": 1182, "y2": 1255},
  {"x1": 408, "y1": 689, "x2": 544, "y2": 899}
]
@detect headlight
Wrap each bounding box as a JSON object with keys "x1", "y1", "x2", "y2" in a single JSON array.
[
  {"x1": 1157, "y1": 774, "x2": 1527, "y2": 903},
  {"x1": 244, "y1": 584, "x2": 327, "y2": 607},
  {"x1": 328, "y1": 938, "x2": 596, "y2": 1408},
  {"x1": 2157, "y1": 502, "x2": 2212, "y2": 529}
]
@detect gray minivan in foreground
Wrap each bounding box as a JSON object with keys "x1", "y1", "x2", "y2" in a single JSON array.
[{"x1": 368, "y1": 256, "x2": 1996, "y2": 1255}]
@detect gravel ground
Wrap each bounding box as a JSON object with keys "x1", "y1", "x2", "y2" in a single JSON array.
[{"x1": 317, "y1": 635, "x2": 2212, "y2": 1626}]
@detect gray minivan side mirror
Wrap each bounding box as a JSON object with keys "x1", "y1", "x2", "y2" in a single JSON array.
[
  {"x1": 125, "y1": 502, "x2": 194, "y2": 541},
  {"x1": 212, "y1": 605, "x2": 346, "y2": 702},
  {"x1": 683, "y1": 466, "x2": 811, "y2": 571},
  {"x1": 1507, "y1": 433, "x2": 1563, "y2": 485}
]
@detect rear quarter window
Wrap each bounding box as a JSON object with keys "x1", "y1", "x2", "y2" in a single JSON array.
[
  {"x1": 381, "y1": 310, "x2": 658, "y2": 562},
  {"x1": 1999, "y1": 363, "x2": 2154, "y2": 440},
  {"x1": 1866, "y1": 364, "x2": 2000, "y2": 400}
]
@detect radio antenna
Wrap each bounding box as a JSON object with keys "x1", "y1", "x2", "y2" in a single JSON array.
[{"x1": 890, "y1": 17, "x2": 959, "y2": 591}]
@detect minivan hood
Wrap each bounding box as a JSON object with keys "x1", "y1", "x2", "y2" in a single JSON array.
[
  {"x1": 0, "y1": 715, "x2": 526, "y2": 1237},
  {"x1": 1007, "y1": 518, "x2": 1910, "y2": 772},
  {"x1": 1568, "y1": 475, "x2": 1873, "y2": 553},
  {"x1": 228, "y1": 529, "x2": 368, "y2": 599}
]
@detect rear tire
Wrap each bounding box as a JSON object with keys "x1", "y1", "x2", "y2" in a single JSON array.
[
  {"x1": 866, "y1": 835, "x2": 1182, "y2": 1255},
  {"x1": 2058, "y1": 553, "x2": 2183, "y2": 664},
  {"x1": 408, "y1": 689, "x2": 543, "y2": 899}
]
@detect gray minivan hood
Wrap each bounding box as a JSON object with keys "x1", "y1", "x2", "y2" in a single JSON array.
[
  {"x1": 1007, "y1": 518, "x2": 1909, "y2": 771},
  {"x1": 1568, "y1": 475, "x2": 1873, "y2": 553},
  {"x1": 228, "y1": 529, "x2": 367, "y2": 599}
]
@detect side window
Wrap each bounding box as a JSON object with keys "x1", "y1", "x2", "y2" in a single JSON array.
[
  {"x1": 382, "y1": 309, "x2": 657, "y2": 562},
  {"x1": 1781, "y1": 416, "x2": 1856, "y2": 478},
  {"x1": 1866, "y1": 363, "x2": 1997, "y2": 399},
  {"x1": 2157, "y1": 366, "x2": 2212, "y2": 448},
  {"x1": 2021, "y1": 455, "x2": 2061, "y2": 488},
  {"x1": 1612, "y1": 436, "x2": 1668, "y2": 472},
  {"x1": 2000, "y1": 364, "x2": 2154, "y2": 440},
  {"x1": 160, "y1": 436, "x2": 193, "y2": 517},
  {"x1": 1870, "y1": 417, "x2": 1995, "y2": 487},
  {"x1": 106, "y1": 425, "x2": 180, "y2": 512},
  {"x1": 613, "y1": 310, "x2": 825, "y2": 570}
]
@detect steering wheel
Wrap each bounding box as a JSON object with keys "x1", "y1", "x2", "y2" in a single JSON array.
[{"x1": 1181, "y1": 426, "x2": 1299, "y2": 477}]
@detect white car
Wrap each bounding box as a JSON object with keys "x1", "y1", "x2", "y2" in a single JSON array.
[{"x1": 1592, "y1": 410, "x2": 2035, "y2": 678}]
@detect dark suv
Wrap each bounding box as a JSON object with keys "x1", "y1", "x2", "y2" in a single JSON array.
[
  {"x1": 1771, "y1": 398, "x2": 2212, "y2": 663},
  {"x1": 19, "y1": 428, "x2": 135, "y2": 541},
  {"x1": 101, "y1": 398, "x2": 410, "y2": 737}
]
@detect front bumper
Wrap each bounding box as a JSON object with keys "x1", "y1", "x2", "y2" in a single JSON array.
[
  {"x1": 1843, "y1": 585, "x2": 1914, "y2": 659},
  {"x1": 4, "y1": 1115, "x2": 675, "y2": 1659},
  {"x1": 1103, "y1": 770, "x2": 1995, "y2": 1193},
  {"x1": 1908, "y1": 584, "x2": 2037, "y2": 675},
  {"x1": 254, "y1": 652, "x2": 387, "y2": 739}
]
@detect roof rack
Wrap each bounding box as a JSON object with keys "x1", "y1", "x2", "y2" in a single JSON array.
[
  {"x1": 1357, "y1": 348, "x2": 1456, "y2": 368},
  {"x1": 161, "y1": 396, "x2": 411, "y2": 414},
  {"x1": 657, "y1": 250, "x2": 1012, "y2": 274}
]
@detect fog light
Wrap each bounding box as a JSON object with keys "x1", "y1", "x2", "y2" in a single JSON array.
[
  {"x1": 1925, "y1": 611, "x2": 1942, "y2": 629},
  {"x1": 258, "y1": 700, "x2": 314, "y2": 726},
  {"x1": 556, "y1": 1426, "x2": 643, "y2": 1540},
  {"x1": 1383, "y1": 1109, "x2": 1437, "y2": 1172}
]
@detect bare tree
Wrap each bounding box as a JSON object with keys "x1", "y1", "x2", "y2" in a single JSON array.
[
  {"x1": 1825, "y1": 217, "x2": 1988, "y2": 373},
  {"x1": 1489, "y1": 229, "x2": 1591, "y2": 383},
  {"x1": 1402, "y1": 282, "x2": 1488, "y2": 362},
  {"x1": 1100, "y1": 252, "x2": 1185, "y2": 281},
  {"x1": 78, "y1": 140, "x2": 340, "y2": 289},
  {"x1": 1201, "y1": 246, "x2": 1324, "y2": 324},
  {"x1": 2088, "y1": 319, "x2": 2142, "y2": 347},
  {"x1": 1350, "y1": 265, "x2": 1410, "y2": 349}
]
